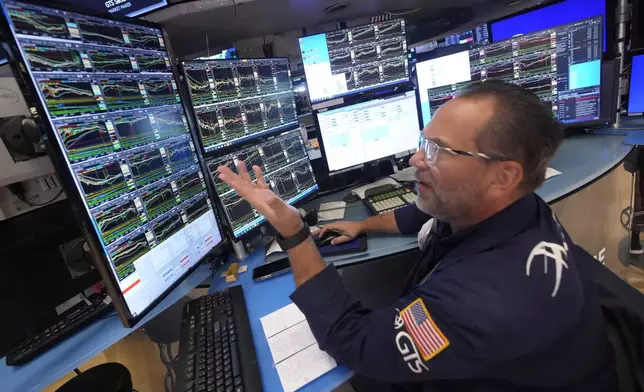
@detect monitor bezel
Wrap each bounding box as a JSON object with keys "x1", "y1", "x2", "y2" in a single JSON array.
[
  {"x1": 179, "y1": 57, "x2": 299, "y2": 156},
  {"x1": 0, "y1": 0, "x2": 225, "y2": 328},
  {"x1": 627, "y1": 52, "x2": 644, "y2": 116},
  {"x1": 416, "y1": 16, "x2": 605, "y2": 129},
  {"x1": 312, "y1": 89, "x2": 421, "y2": 175},
  {"x1": 297, "y1": 18, "x2": 410, "y2": 104}
]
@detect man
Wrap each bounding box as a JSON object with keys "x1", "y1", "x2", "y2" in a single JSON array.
[{"x1": 217, "y1": 81, "x2": 616, "y2": 391}]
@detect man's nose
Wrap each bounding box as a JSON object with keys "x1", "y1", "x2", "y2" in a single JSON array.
[{"x1": 409, "y1": 148, "x2": 427, "y2": 170}]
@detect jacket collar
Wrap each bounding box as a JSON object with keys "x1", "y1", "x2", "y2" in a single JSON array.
[{"x1": 433, "y1": 193, "x2": 540, "y2": 270}]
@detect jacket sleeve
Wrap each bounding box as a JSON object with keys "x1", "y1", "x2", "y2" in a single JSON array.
[
  {"x1": 394, "y1": 203, "x2": 432, "y2": 235},
  {"x1": 290, "y1": 265, "x2": 505, "y2": 383}
]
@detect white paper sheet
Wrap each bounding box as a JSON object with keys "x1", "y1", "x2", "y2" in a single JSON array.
[
  {"x1": 546, "y1": 167, "x2": 562, "y2": 180},
  {"x1": 261, "y1": 303, "x2": 337, "y2": 392},
  {"x1": 317, "y1": 201, "x2": 346, "y2": 221}
]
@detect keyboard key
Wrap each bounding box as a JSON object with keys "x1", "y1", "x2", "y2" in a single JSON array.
[{"x1": 230, "y1": 342, "x2": 240, "y2": 378}]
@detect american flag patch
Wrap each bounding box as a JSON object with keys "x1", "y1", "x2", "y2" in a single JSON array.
[{"x1": 400, "y1": 298, "x2": 450, "y2": 361}]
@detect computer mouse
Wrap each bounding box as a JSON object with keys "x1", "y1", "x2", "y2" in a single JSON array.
[{"x1": 315, "y1": 230, "x2": 342, "y2": 247}]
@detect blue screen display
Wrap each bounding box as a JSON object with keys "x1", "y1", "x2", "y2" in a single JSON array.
[
  {"x1": 491, "y1": 0, "x2": 607, "y2": 52},
  {"x1": 629, "y1": 55, "x2": 644, "y2": 114}
]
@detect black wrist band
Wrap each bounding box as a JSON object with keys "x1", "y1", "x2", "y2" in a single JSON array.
[{"x1": 276, "y1": 223, "x2": 310, "y2": 250}]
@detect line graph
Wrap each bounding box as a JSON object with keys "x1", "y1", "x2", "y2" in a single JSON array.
[
  {"x1": 128, "y1": 149, "x2": 167, "y2": 187},
  {"x1": 327, "y1": 31, "x2": 349, "y2": 49},
  {"x1": 518, "y1": 55, "x2": 552, "y2": 77},
  {"x1": 355, "y1": 67, "x2": 380, "y2": 86},
  {"x1": 345, "y1": 71, "x2": 356, "y2": 90},
  {"x1": 58, "y1": 119, "x2": 116, "y2": 161},
  {"x1": 379, "y1": 40, "x2": 404, "y2": 59},
  {"x1": 292, "y1": 161, "x2": 316, "y2": 190},
  {"x1": 382, "y1": 59, "x2": 406, "y2": 81},
  {"x1": 39, "y1": 79, "x2": 104, "y2": 117},
  {"x1": 94, "y1": 199, "x2": 141, "y2": 244},
  {"x1": 78, "y1": 22, "x2": 124, "y2": 46},
  {"x1": 274, "y1": 64, "x2": 290, "y2": 88},
  {"x1": 243, "y1": 102, "x2": 264, "y2": 132},
  {"x1": 378, "y1": 21, "x2": 402, "y2": 38},
  {"x1": 8, "y1": 6, "x2": 69, "y2": 38},
  {"x1": 208, "y1": 157, "x2": 234, "y2": 195},
  {"x1": 282, "y1": 134, "x2": 306, "y2": 161},
  {"x1": 185, "y1": 197, "x2": 209, "y2": 223},
  {"x1": 485, "y1": 61, "x2": 514, "y2": 80},
  {"x1": 197, "y1": 110, "x2": 223, "y2": 147},
  {"x1": 128, "y1": 30, "x2": 161, "y2": 50},
  {"x1": 142, "y1": 183, "x2": 177, "y2": 219},
  {"x1": 482, "y1": 42, "x2": 513, "y2": 62},
  {"x1": 278, "y1": 97, "x2": 296, "y2": 122},
  {"x1": 143, "y1": 79, "x2": 177, "y2": 106},
  {"x1": 156, "y1": 110, "x2": 187, "y2": 140},
  {"x1": 186, "y1": 69, "x2": 213, "y2": 105},
  {"x1": 520, "y1": 77, "x2": 554, "y2": 99},
  {"x1": 268, "y1": 170, "x2": 297, "y2": 200},
  {"x1": 110, "y1": 232, "x2": 151, "y2": 280},
  {"x1": 101, "y1": 79, "x2": 146, "y2": 110},
  {"x1": 353, "y1": 45, "x2": 377, "y2": 63},
  {"x1": 222, "y1": 193, "x2": 255, "y2": 230},
  {"x1": 261, "y1": 140, "x2": 287, "y2": 172},
  {"x1": 263, "y1": 100, "x2": 281, "y2": 127},
  {"x1": 257, "y1": 65, "x2": 274, "y2": 93},
  {"x1": 518, "y1": 35, "x2": 552, "y2": 55},
  {"x1": 137, "y1": 55, "x2": 170, "y2": 73},
  {"x1": 330, "y1": 50, "x2": 352, "y2": 69},
  {"x1": 212, "y1": 67, "x2": 237, "y2": 100},
  {"x1": 236, "y1": 66, "x2": 257, "y2": 95},
  {"x1": 113, "y1": 114, "x2": 154, "y2": 149},
  {"x1": 153, "y1": 213, "x2": 184, "y2": 244},
  {"x1": 177, "y1": 172, "x2": 204, "y2": 200},
  {"x1": 237, "y1": 147, "x2": 263, "y2": 179},
  {"x1": 89, "y1": 50, "x2": 133, "y2": 73},
  {"x1": 221, "y1": 106, "x2": 245, "y2": 138},
  {"x1": 24, "y1": 44, "x2": 86, "y2": 72},
  {"x1": 166, "y1": 142, "x2": 195, "y2": 172},
  {"x1": 76, "y1": 160, "x2": 127, "y2": 207},
  {"x1": 352, "y1": 26, "x2": 376, "y2": 42}
]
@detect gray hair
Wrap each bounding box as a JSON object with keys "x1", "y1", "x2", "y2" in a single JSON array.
[{"x1": 458, "y1": 80, "x2": 564, "y2": 191}]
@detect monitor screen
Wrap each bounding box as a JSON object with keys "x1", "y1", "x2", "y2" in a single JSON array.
[
  {"x1": 490, "y1": 0, "x2": 607, "y2": 52},
  {"x1": 628, "y1": 54, "x2": 644, "y2": 115},
  {"x1": 182, "y1": 58, "x2": 298, "y2": 153},
  {"x1": 316, "y1": 91, "x2": 420, "y2": 173},
  {"x1": 298, "y1": 19, "x2": 409, "y2": 103},
  {"x1": 417, "y1": 17, "x2": 603, "y2": 126},
  {"x1": 52, "y1": 0, "x2": 168, "y2": 18},
  {"x1": 206, "y1": 129, "x2": 318, "y2": 239},
  {"x1": 413, "y1": 24, "x2": 490, "y2": 55},
  {"x1": 1, "y1": 0, "x2": 222, "y2": 322}
]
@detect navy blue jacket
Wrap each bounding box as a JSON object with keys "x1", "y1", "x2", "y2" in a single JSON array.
[{"x1": 291, "y1": 194, "x2": 616, "y2": 391}]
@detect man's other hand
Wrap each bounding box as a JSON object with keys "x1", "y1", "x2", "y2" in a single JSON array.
[
  {"x1": 217, "y1": 161, "x2": 303, "y2": 238},
  {"x1": 314, "y1": 221, "x2": 363, "y2": 245}
]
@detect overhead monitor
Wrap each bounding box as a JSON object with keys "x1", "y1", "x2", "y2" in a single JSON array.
[
  {"x1": 628, "y1": 54, "x2": 644, "y2": 115},
  {"x1": 315, "y1": 91, "x2": 420, "y2": 174},
  {"x1": 206, "y1": 128, "x2": 318, "y2": 239},
  {"x1": 51, "y1": 0, "x2": 168, "y2": 18},
  {"x1": 0, "y1": 0, "x2": 223, "y2": 327},
  {"x1": 412, "y1": 24, "x2": 490, "y2": 55},
  {"x1": 298, "y1": 19, "x2": 409, "y2": 103},
  {"x1": 417, "y1": 17, "x2": 603, "y2": 127},
  {"x1": 182, "y1": 58, "x2": 298, "y2": 153},
  {"x1": 490, "y1": 0, "x2": 607, "y2": 52}
]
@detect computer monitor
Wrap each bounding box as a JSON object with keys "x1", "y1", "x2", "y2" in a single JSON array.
[
  {"x1": 0, "y1": 0, "x2": 223, "y2": 327},
  {"x1": 490, "y1": 0, "x2": 608, "y2": 52},
  {"x1": 628, "y1": 54, "x2": 644, "y2": 116},
  {"x1": 298, "y1": 19, "x2": 409, "y2": 104},
  {"x1": 411, "y1": 24, "x2": 490, "y2": 55},
  {"x1": 181, "y1": 58, "x2": 298, "y2": 153},
  {"x1": 315, "y1": 90, "x2": 420, "y2": 174},
  {"x1": 206, "y1": 128, "x2": 318, "y2": 239},
  {"x1": 417, "y1": 17, "x2": 603, "y2": 127}
]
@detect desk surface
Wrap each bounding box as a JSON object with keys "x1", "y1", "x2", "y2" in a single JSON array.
[{"x1": 1, "y1": 133, "x2": 634, "y2": 392}]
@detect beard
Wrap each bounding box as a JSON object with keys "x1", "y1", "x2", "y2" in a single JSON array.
[{"x1": 416, "y1": 176, "x2": 482, "y2": 224}]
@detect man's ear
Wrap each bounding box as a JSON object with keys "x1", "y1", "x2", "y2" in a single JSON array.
[{"x1": 492, "y1": 161, "x2": 524, "y2": 192}]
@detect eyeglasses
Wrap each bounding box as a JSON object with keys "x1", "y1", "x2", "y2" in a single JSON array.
[{"x1": 420, "y1": 138, "x2": 511, "y2": 165}]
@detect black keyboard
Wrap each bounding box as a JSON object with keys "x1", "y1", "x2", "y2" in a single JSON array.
[
  {"x1": 176, "y1": 285, "x2": 261, "y2": 392},
  {"x1": 6, "y1": 292, "x2": 112, "y2": 366}
]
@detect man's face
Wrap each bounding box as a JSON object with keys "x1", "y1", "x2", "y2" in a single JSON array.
[{"x1": 409, "y1": 97, "x2": 497, "y2": 223}]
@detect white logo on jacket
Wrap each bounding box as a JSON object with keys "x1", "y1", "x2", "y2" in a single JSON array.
[{"x1": 526, "y1": 240, "x2": 569, "y2": 297}]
